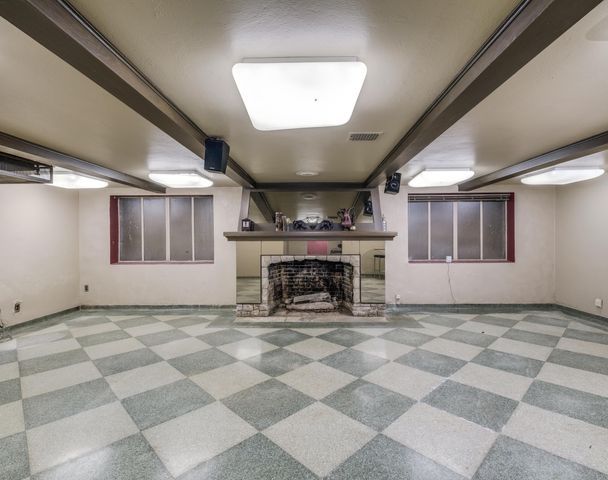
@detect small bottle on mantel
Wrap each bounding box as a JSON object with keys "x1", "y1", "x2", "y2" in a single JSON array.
[{"x1": 381, "y1": 215, "x2": 388, "y2": 232}]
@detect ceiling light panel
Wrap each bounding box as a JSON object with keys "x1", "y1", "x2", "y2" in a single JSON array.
[
  {"x1": 51, "y1": 171, "x2": 108, "y2": 189},
  {"x1": 408, "y1": 169, "x2": 475, "y2": 188},
  {"x1": 232, "y1": 58, "x2": 367, "y2": 131},
  {"x1": 521, "y1": 167, "x2": 605, "y2": 185},
  {"x1": 148, "y1": 171, "x2": 213, "y2": 188}
]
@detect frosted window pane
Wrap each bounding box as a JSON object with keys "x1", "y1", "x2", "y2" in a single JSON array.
[
  {"x1": 408, "y1": 202, "x2": 428, "y2": 260},
  {"x1": 119, "y1": 198, "x2": 142, "y2": 261},
  {"x1": 430, "y1": 202, "x2": 453, "y2": 260},
  {"x1": 483, "y1": 201, "x2": 506, "y2": 259},
  {"x1": 458, "y1": 202, "x2": 481, "y2": 259},
  {"x1": 170, "y1": 197, "x2": 193, "y2": 261},
  {"x1": 193, "y1": 197, "x2": 214, "y2": 261},
  {"x1": 143, "y1": 198, "x2": 166, "y2": 261}
]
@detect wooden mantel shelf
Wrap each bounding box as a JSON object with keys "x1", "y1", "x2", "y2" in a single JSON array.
[{"x1": 224, "y1": 231, "x2": 398, "y2": 241}]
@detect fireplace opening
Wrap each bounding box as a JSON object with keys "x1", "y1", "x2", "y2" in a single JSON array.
[{"x1": 268, "y1": 260, "x2": 353, "y2": 314}]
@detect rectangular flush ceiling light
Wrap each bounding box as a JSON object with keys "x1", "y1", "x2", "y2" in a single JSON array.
[
  {"x1": 148, "y1": 171, "x2": 213, "y2": 188},
  {"x1": 408, "y1": 169, "x2": 475, "y2": 188},
  {"x1": 50, "y1": 171, "x2": 108, "y2": 189},
  {"x1": 521, "y1": 167, "x2": 605, "y2": 185},
  {"x1": 232, "y1": 58, "x2": 367, "y2": 131}
]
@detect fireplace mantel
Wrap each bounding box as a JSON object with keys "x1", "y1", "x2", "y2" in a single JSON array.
[{"x1": 224, "y1": 231, "x2": 397, "y2": 241}]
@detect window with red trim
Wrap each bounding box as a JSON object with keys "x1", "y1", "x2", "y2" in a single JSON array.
[
  {"x1": 407, "y1": 193, "x2": 515, "y2": 263},
  {"x1": 110, "y1": 195, "x2": 214, "y2": 264}
]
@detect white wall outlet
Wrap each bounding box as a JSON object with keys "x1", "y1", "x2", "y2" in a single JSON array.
[
  {"x1": 395, "y1": 294, "x2": 401, "y2": 304},
  {"x1": 595, "y1": 298, "x2": 603, "y2": 308},
  {"x1": 446, "y1": 255, "x2": 453, "y2": 263}
]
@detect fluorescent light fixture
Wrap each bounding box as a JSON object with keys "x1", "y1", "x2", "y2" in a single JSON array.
[
  {"x1": 51, "y1": 171, "x2": 108, "y2": 189},
  {"x1": 521, "y1": 167, "x2": 605, "y2": 185},
  {"x1": 296, "y1": 170, "x2": 319, "y2": 177},
  {"x1": 148, "y1": 171, "x2": 213, "y2": 188},
  {"x1": 232, "y1": 58, "x2": 367, "y2": 131},
  {"x1": 408, "y1": 169, "x2": 475, "y2": 188}
]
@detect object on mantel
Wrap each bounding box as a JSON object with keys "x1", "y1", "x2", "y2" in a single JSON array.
[
  {"x1": 241, "y1": 218, "x2": 254, "y2": 231},
  {"x1": 224, "y1": 231, "x2": 398, "y2": 241},
  {"x1": 337, "y1": 207, "x2": 355, "y2": 230}
]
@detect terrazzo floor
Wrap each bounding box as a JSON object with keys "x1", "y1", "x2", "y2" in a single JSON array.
[{"x1": 2, "y1": 308, "x2": 608, "y2": 479}]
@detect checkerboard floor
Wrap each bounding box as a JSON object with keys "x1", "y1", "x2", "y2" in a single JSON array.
[{"x1": 2, "y1": 308, "x2": 608, "y2": 479}]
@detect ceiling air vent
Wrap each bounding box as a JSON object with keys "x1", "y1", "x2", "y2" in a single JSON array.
[
  {"x1": 0, "y1": 153, "x2": 53, "y2": 184},
  {"x1": 348, "y1": 132, "x2": 382, "y2": 142}
]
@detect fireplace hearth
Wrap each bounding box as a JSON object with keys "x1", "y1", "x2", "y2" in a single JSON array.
[{"x1": 236, "y1": 255, "x2": 385, "y2": 317}]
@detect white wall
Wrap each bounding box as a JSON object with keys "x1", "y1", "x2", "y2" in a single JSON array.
[
  {"x1": 381, "y1": 185, "x2": 556, "y2": 305},
  {"x1": 555, "y1": 175, "x2": 608, "y2": 318},
  {"x1": 78, "y1": 187, "x2": 241, "y2": 306},
  {"x1": 0, "y1": 185, "x2": 80, "y2": 326}
]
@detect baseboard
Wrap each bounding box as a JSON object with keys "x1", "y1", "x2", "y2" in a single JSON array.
[
  {"x1": 386, "y1": 303, "x2": 556, "y2": 313},
  {"x1": 555, "y1": 304, "x2": 608, "y2": 326},
  {"x1": 81, "y1": 304, "x2": 236, "y2": 310},
  {"x1": 5, "y1": 306, "x2": 81, "y2": 333}
]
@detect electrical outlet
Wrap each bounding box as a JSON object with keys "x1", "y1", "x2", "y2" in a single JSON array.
[
  {"x1": 395, "y1": 294, "x2": 401, "y2": 304},
  {"x1": 446, "y1": 255, "x2": 453, "y2": 263},
  {"x1": 84, "y1": 285, "x2": 89, "y2": 293},
  {"x1": 595, "y1": 298, "x2": 603, "y2": 308},
  {"x1": 14, "y1": 302, "x2": 21, "y2": 314}
]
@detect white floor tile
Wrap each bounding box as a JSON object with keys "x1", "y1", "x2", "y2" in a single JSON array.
[
  {"x1": 83, "y1": 337, "x2": 145, "y2": 360},
  {"x1": 179, "y1": 323, "x2": 214, "y2": 337},
  {"x1": 17, "y1": 338, "x2": 81, "y2": 361},
  {"x1": 504, "y1": 403, "x2": 608, "y2": 475},
  {"x1": 277, "y1": 362, "x2": 356, "y2": 399},
  {"x1": 191, "y1": 362, "x2": 269, "y2": 399},
  {"x1": 421, "y1": 338, "x2": 484, "y2": 361},
  {"x1": 124, "y1": 322, "x2": 173, "y2": 337},
  {"x1": 144, "y1": 402, "x2": 256, "y2": 477},
  {"x1": 363, "y1": 362, "x2": 443, "y2": 400},
  {"x1": 27, "y1": 402, "x2": 138, "y2": 473},
  {"x1": 489, "y1": 337, "x2": 552, "y2": 361},
  {"x1": 457, "y1": 321, "x2": 510, "y2": 337},
  {"x1": 264, "y1": 402, "x2": 375, "y2": 477},
  {"x1": 217, "y1": 338, "x2": 277, "y2": 360},
  {"x1": 511, "y1": 321, "x2": 565, "y2": 337},
  {"x1": 352, "y1": 338, "x2": 414, "y2": 360},
  {"x1": 450, "y1": 363, "x2": 533, "y2": 401},
  {"x1": 557, "y1": 337, "x2": 608, "y2": 359},
  {"x1": 21, "y1": 361, "x2": 102, "y2": 398},
  {"x1": 384, "y1": 403, "x2": 496, "y2": 478},
  {"x1": 106, "y1": 362, "x2": 184, "y2": 399},
  {"x1": 150, "y1": 337, "x2": 210, "y2": 360},
  {"x1": 0, "y1": 401, "x2": 24, "y2": 439},
  {"x1": 537, "y1": 363, "x2": 608, "y2": 398},
  {"x1": 234, "y1": 328, "x2": 278, "y2": 337},
  {"x1": 0, "y1": 362, "x2": 19, "y2": 382},
  {"x1": 285, "y1": 337, "x2": 346, "y2": 360},
  {"x1": 413, "y1": 322, "x2": 453, "y2": 337},
  {"x1": 70, "y1": 322, "x2": 120, "y2": 338}
]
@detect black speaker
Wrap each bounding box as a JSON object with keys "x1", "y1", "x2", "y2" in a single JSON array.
[
  {"x1": 204, "y1": 138, "x2": 229, "y2": 173},
  {"x1": 384, "y1": 172, "x2": 401, "y2": 195}
]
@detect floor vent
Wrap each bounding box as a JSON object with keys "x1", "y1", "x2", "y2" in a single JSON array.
[{"x1": 348, "y1": 132, "x2": 382, "y2": 142}]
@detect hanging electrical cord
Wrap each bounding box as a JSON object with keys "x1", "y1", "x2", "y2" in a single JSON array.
[{"x1": 446, "y1": 262, "x2": 457, "y2": 304}]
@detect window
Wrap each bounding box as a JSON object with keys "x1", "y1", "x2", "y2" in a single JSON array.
[
  {"x1": 110, "y1": 196, "x2": 214, "y2": 263},
  {"x1": 408, "y1": 193, "x2": 514, "y2": 262}
]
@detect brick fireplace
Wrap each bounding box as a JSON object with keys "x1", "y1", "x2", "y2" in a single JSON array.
[{"x1": 236, "y1": 254, "x2": 385, "y2": 317}]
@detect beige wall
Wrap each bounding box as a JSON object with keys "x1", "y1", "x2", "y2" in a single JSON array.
[
  {"x1": 555, "y1": 175, "x2": 608, "y2": 318},
  {"x1": 381, "y1": 185, "x2": 556, "y2": 305},
  {"x1": 0, "y1": 185, "x2": 80, "y2": 326},
  {"x1": 78, "y1": 187, "x2": 241, "y2": 306}
]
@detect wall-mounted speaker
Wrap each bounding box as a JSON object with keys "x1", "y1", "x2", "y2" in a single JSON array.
[
  {"x1": 384, "y1": 172, "x2": 401, "y2": 195},
  {"x1": 204, "y1": 138, "x2": 229, "y2": 174}
]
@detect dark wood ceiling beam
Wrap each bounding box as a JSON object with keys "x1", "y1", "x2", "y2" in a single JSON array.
[
  {"x1": 0, "y1": 0, "x2": 255, "y2": 188},
  {"x1": 459, "y1": 131, "x2": 608, "y2": 191},
  {"x1": 0, "y1": 131, "x2": 166, "y2": 193},
  {"x1": 364, "y1": 0, "x2": 602, "y2": 187},
  {"x1": 253, "y1": 183, "x2": 369, "y2": 192}
]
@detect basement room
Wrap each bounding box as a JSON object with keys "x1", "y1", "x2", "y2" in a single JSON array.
[{"x1": 1, "y1": 1, "x2": 607, "y2": 479}]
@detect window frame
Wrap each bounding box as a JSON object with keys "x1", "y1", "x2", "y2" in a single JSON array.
[
  {"x1": 110, "y1": 195, "x2": 214, "y2": 265},
  {"x1": 407, "y1": 192, "x2": 515, "y2": 264}
]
